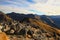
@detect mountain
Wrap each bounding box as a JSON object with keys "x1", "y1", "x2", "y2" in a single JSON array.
[
  {"x1": 0, "y1": 11, "x2": 12, "y2": 22},
  {"x1": 40, "y1": 15, "x2": 60, "y2": 29},
  {"x1": 6, "y1": 12, "x2": 35, "y2": 22},
  {"x1": 6, "y1": 12, "x2": 60, "y2": 29},
  {"x1": 0, "y1": 12, "x2": 60, "y2": 40},
  {"x1": 49, "y1": 16, "x2": 60, "y2": 29}
]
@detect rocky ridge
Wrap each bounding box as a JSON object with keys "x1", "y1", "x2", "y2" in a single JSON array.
[{"x1": 0, "y1": 11, "x2": 60, "y2": 40}]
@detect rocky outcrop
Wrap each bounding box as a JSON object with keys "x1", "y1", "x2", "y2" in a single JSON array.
[{"x1": 0, "y1": 18, "x2": 60, "y2": 40}]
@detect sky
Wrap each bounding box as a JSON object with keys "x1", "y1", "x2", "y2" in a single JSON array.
[{"x1": 0, "y1": 0, "x2": 60, "y2": 15}]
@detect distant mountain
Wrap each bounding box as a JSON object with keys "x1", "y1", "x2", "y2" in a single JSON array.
[
  {"x1": 6, "y1": 12, "x2": 60, "y2": 29},
  {"x1": 49, "y1": 16, "x2": 60, "y2": 29},
  {"x1": 6, "y1": 12, "x2": 35, "y2": 22},
  {"x1": 40, "y1": 15, "x2": 60, "y2": 29},
  {"x1": 6, "y1": 12, "x2": 41, "y2": 23}
]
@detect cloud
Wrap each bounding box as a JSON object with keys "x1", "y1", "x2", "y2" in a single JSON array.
[
  {"x1": 0, "y1": 0, "x2": 30, "y2": 7},
  {"x1": 0, "y1": 5, "x2": 35, "y2": 14},
  {"x1": 0, "y1": 0, "x2": 60, "y2": 15},
  {"x1": 26, "y1": 0, "x2": 35, "y2": 3},
  {"x1": 33, "y1": 0, "x2": 48, "y2": 3},
  {"x1": 29, "y1": 10, "x2": 45, "y2": 15},
  {"x1": 52, "y1": 0, "x2": 60, "y2": 6},
  {"x1": 27, "y1": 0, "x2": 60, "y2": 15}
]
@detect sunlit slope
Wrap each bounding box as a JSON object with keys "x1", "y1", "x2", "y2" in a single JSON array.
[
  {"x1": 0, "y1": 32, "x2": 9, "y2": 40},
  {"x1": 29, "y1": 18, "x2": 60, "y2": 35}
]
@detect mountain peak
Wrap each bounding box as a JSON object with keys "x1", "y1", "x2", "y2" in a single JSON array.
[{"x1": 0, "y1": 11, "x2": 4, "y2": 14}]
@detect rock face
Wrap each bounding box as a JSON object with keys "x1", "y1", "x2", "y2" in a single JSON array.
[{"x1": 0, "y1": 11, "x2": 60, "y2": 40}]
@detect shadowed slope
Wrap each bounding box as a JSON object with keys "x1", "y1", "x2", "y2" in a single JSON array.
[{"x1": 0, "y1": 11, "x2": 12, "y2": 22}]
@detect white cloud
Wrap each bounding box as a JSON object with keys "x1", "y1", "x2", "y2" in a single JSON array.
[
  {"x1": 0, "y1": 0, "x2": 60, "y2": 15},
  {"x1": 0, "y1": 5, "x2": 35, "y2": 14},
  {"x1": 27, "y1": 0, "x2": 60, "y2": 15},
  {"x1": 33, "y1": 0, "x2": 48, "y2": 3}
]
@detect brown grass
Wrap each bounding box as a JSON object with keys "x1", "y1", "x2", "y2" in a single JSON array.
[
  {"x1": 0, "y1": 32, "x2": 9, "y2": 40},
  {"x1": 29, "y1": 18, "x2": 60, "y2": 35}
]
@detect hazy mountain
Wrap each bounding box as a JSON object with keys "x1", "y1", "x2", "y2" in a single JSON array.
[
  {"x1": 49, "y1": 16, "x2": 60, "y2": 29},
  {"x1": 40, "y1": 15, "x2": 60, "y2": 29}
]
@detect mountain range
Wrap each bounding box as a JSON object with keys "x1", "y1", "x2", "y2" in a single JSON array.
[
  {"x1": 0, "y1": 11, "x2": 60, "y2": 40},
  {"x1": 6, "y1": 12, "x2": 60, "y2": 29}
]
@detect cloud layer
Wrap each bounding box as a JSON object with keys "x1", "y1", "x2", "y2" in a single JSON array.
[{"x1": 0, "y1": 0, "x2": 60, "y2": 15}]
